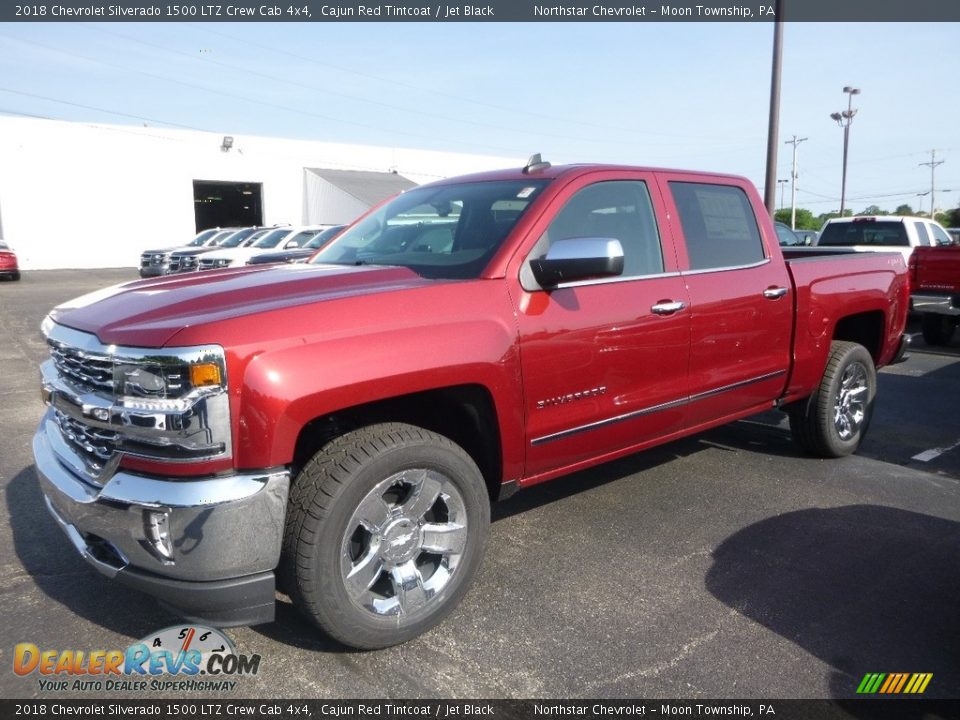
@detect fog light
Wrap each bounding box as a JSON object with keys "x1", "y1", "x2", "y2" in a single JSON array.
[
  {"x1": 142, "y1": 509, "x2": 173, "y2": 563},
  {"x1": 91, "y1": 408, "x2": 110, "y2": 422}
]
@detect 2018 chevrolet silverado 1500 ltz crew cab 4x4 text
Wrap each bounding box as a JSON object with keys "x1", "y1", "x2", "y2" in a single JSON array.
[{"x1": 34, "y1": 158, "x2": 909, "y2": 649}]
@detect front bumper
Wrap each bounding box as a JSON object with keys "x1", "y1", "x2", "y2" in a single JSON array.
[
  {"x1": 34, "y1": 411, "x2": 290, "y2": 626},
  {"x1": 139, "y1": 264, "x2": 169, "y2": 278}
]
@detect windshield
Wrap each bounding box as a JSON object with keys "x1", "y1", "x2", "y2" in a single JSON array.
[
  {"x1": 189, "y1": 228, "x2": 221, "y2": 246},
  {"x1": 818, "y1": 221, "x2": 909, "y2": 247},
  {"x1": 219, "y1": 227, "x2": 258, "y2": 248},
  {"x1": 282, "y1": 229, "x2": 321, "y2": 248},
  {"x1": 311, "y1": 180, "x2": 549, "y2": 279},
  {"x1": 207, "y1": 229, "x2": 236, "y2": 245},
  {"x1": 252, "y1": 228, "x2": 293, "y2": 248},
  {"x1": 305, "y1": 225, "x2": 346, "y2": 249}
]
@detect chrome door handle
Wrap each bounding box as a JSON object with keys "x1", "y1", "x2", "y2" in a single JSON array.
[
  {"x1": 651, "y1": 301, "x2": 686, "y2": 315},
  {"x1": 763, "y1": 287, "x2": 789, "y2": 299}
]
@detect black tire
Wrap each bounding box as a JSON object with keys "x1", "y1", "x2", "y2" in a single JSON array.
[
  {"x1": 788, "y1": 341, "x2": 876, "y2": 458},
  {"x1": 11, "y1": 272, "x2": 19, "y2": 281},
  {"x1": 921, "y1": 313, "x2": 955, "y2": 346},
  {"x1": 281, "y1": 422, "x2": 489, "y2": 649}
]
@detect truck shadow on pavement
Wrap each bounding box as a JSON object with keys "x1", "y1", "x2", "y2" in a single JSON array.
[{"x1": 705, "y1": 505, "x2": 960, "y2": 703}]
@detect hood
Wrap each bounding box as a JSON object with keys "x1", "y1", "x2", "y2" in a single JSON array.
[
  {"x1": 140, "y1": 246, "x2": 181, "y2": 255},
  {"x1": 50, "y1": 263, "x2": 433, "y2": 347},
  {"x1": 248, "y1": 249, "x2": 313, "y2": 265},
  {"x1": 169, "y1": 246, "x2": 223, "y2": 258}
]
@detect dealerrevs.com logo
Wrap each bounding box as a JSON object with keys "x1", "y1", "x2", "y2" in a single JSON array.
[{"x1": 14, "y1": 625, "x2": 261, "y2": 693}]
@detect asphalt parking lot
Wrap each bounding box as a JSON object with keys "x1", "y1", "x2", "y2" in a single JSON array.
[{"x1": 2, "y1": 269, "x2": 959, "y2": 700}]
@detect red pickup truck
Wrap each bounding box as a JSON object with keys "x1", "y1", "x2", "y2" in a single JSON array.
[
  {"x1": 34, "y1": 158, "x2": 909, "y2": 649},
  {"x1": 910, "y1": 244, "x2": 960, "y2": 345}
]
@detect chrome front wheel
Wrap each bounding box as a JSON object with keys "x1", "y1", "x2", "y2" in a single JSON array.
[
  {"x1": 341, "y1": 468, "x2": 469, "y2": 619},
  {"x1": 282, "y1": 423, "x2": 489, "y2": 649}
]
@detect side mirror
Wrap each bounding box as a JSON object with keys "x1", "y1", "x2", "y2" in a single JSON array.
[
  {"x1": 804, "y1": 237, "x2": 813, "y2": 246},
  {"x1": 530, "y1": 238, "x2": 624, "y2": 288}
]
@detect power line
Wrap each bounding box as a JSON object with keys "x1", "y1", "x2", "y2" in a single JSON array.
[
  {"x1": 190, "y1": 24, "x2": 763, "y2": 145},
  {"x1": 0, "y1": 86, "x2": 209, "y2": 131},
  {"x1": 2, "y1": 34, "x2": 530, "y2": 156},
  {"x1": 83, "y1": 25, "x2": 635, "y2": 150}
]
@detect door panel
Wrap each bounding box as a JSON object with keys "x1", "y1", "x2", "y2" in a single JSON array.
[
  {"x1": 516, "y1": 277, "x2": 691, "y2": 475},
  {"x1": 659, "y1": 174, "x2": 792, "y2": 426},
  {"x1": 508, "y1": 173, "x2": 691, "y2": 477}
]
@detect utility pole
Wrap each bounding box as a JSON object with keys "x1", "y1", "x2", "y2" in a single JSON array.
[
  {"x1": 784, "y1": 135, "x2": 807, "y2": 229},
  {"x1": 919, "y1": 150, "x2": 945, "y2": 218}
]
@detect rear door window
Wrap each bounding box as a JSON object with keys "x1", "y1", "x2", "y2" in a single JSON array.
[
  {"x1": 914, "y1": 222, "x2": 931, "y2": 246},
  {"x1": 668, "y1": 182, "x2": 765, "y2": 270}
]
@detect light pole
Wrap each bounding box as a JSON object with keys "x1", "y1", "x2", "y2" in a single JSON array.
[
  {"x1": 778, "y1": 179, "x2": 789, "y2": 209},
  {"x1": 830, "y1": 86, "x2": 860, "y2": 216}
]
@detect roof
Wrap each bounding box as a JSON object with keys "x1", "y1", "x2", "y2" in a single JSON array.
[
  {"x1": 419, "y1": 163, "x2": 753, "y2": 188},
  {"x1": 306, "y1": 169, "x2": 417, "y2": 206}
]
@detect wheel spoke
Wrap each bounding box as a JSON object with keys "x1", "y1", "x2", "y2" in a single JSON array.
[
  {"x1": 343, "y1": 548, "x2": 384, "y2": 600},
  {"x1": 354, "y1": 492, "x2": 391, "y2": 531},
  {"x1": 421, "y1": 522, "x2": 467, "y2": 555},
  {"x1": 390, "y1": 560, "x2": 429, "y2": 614},
  {"x1": 400, "y1": 470, "x2": 443, "y2": 521}
]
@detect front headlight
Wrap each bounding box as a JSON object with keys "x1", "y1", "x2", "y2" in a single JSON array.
[
  {"x1": 42, "y1": 319, "x2": 234, "y2": 464},
  {"x1": 113, "y1": 351, "x2": 226, "y2": 414},
  {"x1": 215, "y1": 258, "x2": 231, "y2": 267}
]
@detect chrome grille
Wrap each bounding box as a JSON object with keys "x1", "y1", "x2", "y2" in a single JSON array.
[
  {"x1": 199, "y1": 257, "x2": 217, "y2": 270},
  {"x1": 49, "y1": 342, "x2": 115, "y2": 394},
  {"x1": 54, "y1": 408, "x2": 121, "y2": 468},
  {"x1": 167, "y1": 256, "x2": 182, "y2": 271}
]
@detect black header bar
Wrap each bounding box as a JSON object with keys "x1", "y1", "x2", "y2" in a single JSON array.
[
  {"x1": 3, "y1": 0, "x2": 960, "y2": 22},
  {"x1": 3, "y1": 699, "x2": 960, "y2": 720}
]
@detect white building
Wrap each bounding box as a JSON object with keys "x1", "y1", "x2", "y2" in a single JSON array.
[{"x1": 0, "y1": 116, "x2": 519, "y2": 270}]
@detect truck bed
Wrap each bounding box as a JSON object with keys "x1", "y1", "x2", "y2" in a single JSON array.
[{"x1": 781, "y1": 248, "x2": 909, "y2": 402}]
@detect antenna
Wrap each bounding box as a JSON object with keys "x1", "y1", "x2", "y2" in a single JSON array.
[{"x1": 523, "y1": 153, "x2": 551, "y2": 174}]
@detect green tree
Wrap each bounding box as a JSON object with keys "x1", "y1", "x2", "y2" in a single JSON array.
[
  {"x1": 857, "y1": 205, "x2": 888, "y2": 216},
  {"x1": 895, "y1": 204, "x2": 915, "y2": 216},
  {"x1": 774, "y1": 208, "x2": 820, "y2": 230}
]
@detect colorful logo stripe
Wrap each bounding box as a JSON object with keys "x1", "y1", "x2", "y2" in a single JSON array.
[{"x1": 857, "y1": 673, "x2": 933, "y2": 694}]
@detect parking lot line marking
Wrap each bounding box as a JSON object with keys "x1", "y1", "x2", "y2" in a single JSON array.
[{"x1": 911, "y1": 438, "x2": 960, "y2": 463}]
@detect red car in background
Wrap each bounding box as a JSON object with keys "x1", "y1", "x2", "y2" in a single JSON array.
[{"x1": 0, "y1": 241, "x2": 19, "y2": 281}]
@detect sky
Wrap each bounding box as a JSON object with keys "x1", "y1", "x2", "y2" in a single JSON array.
[{"x1": 0, "y1": 21, "x2": 957, "y2": 214}]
